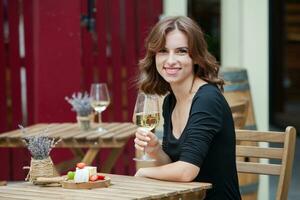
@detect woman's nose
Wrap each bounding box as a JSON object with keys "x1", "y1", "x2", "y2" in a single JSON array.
[{"x1": 166, "y1": 53, "x2": 176, "y2": 65}]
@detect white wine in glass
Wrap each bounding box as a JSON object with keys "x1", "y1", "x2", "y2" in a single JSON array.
[
  {"x1": 90, "y1": 83, "x2": 110, "y2": 131},
  {"x1": 135, "y1": 112, "x2": 160, "y2": 132},
  {"x1": 91, "y1": 100, "x2": 110, "y2": 113},
  {"x1": 133, "y1": 93, "x2": 160, "y2": 162}
]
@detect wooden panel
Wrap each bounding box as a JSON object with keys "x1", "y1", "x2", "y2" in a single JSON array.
[
  {"x1": 32, "y1": 0, "x2": 82, "y2": 123},
  {"x1": 236, "y1": 145, "x2": 283, "y2": 159},
  {"x1": 23, "y1": 0, "x2": 34, "y2": 126},
  {"x1": 7, "y1": 0, "x2": 22, "y2": 128},
  {"x1": 80, "y1": 0, "x2": 95, "y2": 93},
  {"x1": 123, "y1": 0, "x2": 139, "y2": 176},
  {"x1": 124, "y1": 0, "x2": 138, "y2": 122},
  {"x1": 90, "y1": 0, "x2": 163, "y2": 175},
  {"x1": 237, "y1": 161, "x2": 281, "y2": 175},
  {"x1": 7, "y1": 0, "x2": 28, "y2": 181},
  {"x1": 0, "y1": 0, "x2": 8, "y2": 132},
  {"x1": 1, "y1": 0, "x2": 164, "y2": 180},
  {"x1": 93, "y1": 0, "x2": 111, "y2": 122},
  {"x1": 236, "y1": 130, "x2": 286, "y2": 142},
  {"x1": 129, "y1": 0, "x2": 163, "y2": 175},
  {"x1": 111, "y1": 0, "x2": 127, "y2": 174},
  {"x1": 28, "y1": 0, "x2": 83, "y2": 176},
  {"x1": 152, "y1": 0, "x2": 163, "y2": 20},
  {"x1": 110, "y1": 0, "x2": 123, "y2": 122},
  {"x1": 0, "y1": 0, "x2": 11, "y2": 181}
]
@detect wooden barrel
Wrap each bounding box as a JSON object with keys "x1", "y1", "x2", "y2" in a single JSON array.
[
  {"x1": 221, "y1": 67, "x2": 256, "y2": 130},
  {"x1": 220, "y1": 67, "x2": 258, "y2": 200}
]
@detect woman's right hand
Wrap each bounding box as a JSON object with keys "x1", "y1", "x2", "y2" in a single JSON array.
[{"x1": 134, "y1": 127, "x2": 160, "y2": 155}]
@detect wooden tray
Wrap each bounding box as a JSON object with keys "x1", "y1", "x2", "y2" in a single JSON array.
[{"x1": 61, "y1": 177, "x2": 110, "y2": 189}]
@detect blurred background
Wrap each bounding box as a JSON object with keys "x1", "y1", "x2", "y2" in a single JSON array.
[{"x1": 0, "y1": 0, "x2": 299, "y2": 199}]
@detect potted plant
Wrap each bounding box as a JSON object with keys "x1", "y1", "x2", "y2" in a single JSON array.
[
  {"x1": 65, "y1": 92, "x2": 93, "y2": 131},
  {"x1": 20, "y1": 126, "x2": 59, "y2": 183}
]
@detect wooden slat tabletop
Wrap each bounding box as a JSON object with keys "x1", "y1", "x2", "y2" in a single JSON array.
[
  {"x1": 0, "y1": 123, "x2": 137, "y2": 148},
  {"x1": 0, "y1": 174, "x2": 212, "y2": 200}
]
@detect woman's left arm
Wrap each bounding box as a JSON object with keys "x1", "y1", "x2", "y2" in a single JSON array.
[{"x1": 135, "y1": 161, "x2": 200, "y2": 182}]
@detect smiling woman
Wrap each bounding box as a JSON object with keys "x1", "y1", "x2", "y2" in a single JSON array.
[
  {"x1": 133, "y1": 16, "x2": 242, "y2": 200},
  {"x1": 155, "y1": 30, "x2": 193, "y2": 85},
  {"x1": 138, "y1": 16, "x2": 224, "y2": 96}
]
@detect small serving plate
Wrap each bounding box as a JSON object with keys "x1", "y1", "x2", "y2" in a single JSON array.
[{"x1": 61, "y1": 177, "x2": 110, "y2": 189}]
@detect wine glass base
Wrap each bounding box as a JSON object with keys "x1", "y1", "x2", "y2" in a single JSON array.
[
  {"x1": 133, "y1": 155, "x2": 156, "y2": 162},
  {"x1": 96, "y1": 127, "x2": 107, "y2": 132}
]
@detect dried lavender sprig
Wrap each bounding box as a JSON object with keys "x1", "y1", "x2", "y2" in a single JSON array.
[
  {"x1": 18, "y1": 125, "x2": 26, "y2": 134},
  {"x1": 20, "y1": 125, "x2": 60, "y2": 160},
  {"x1": 65, "y1": 92, "x2": 93, "y2": 117},
  {"x1": 23, "y1": 136, "x2": 52, "y2": 159}
]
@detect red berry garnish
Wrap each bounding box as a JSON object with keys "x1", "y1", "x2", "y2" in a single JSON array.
[
  {"x1": 97, "y1": 175, "x2": 105, "y2": 180},
  {"x1": 76, "y1": 162, "x2": 86, "y2": 169},
  {"x1": 89, "y1": 175, "x2": 98, "y2": 182}
]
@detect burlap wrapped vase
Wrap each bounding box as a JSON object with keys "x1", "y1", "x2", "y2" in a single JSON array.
[
  {"x1": 76, "y1": 115, "x2": 92, "y2": 131},
  {"x1": 26, "y1": 156, "x2": 58, "y2": 184}
]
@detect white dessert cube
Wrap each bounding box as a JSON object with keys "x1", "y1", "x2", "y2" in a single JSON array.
[
  {"x1": 85, "y1": 166, "x2": 97, "y2": 176},
  {"x1": 74, "y1": 168, "x2": 89, "y2": 183}
]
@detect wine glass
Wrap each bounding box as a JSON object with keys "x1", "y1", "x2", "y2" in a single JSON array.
[
  {"x1": 133, "y1": 92, "x2": 160, "y2": 162},
  {"x1": 90, "y1": 83, "x2": 110, "y2": 131}
]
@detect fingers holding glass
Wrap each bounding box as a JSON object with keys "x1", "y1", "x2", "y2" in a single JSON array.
[{"x1": 133, "y1": 93, "x2": 160, "y2": 161}]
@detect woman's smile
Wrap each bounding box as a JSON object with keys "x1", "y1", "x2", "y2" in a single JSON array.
[{"x1": 163, "y1": 67, "x2": 182, "y2": 76}]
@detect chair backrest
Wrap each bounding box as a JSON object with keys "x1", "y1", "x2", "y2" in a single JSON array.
[
  {"x1": 230, "y1": 100, "x2": 249, "y2": 129},
  {"x1": 236, "y1": 127, "x2": 296, "y2": 200}
]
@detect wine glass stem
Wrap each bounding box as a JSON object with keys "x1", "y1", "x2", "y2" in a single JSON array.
[
  {"x1": 98, "y1": 112, "x2": 102, "y2": 124},
  {"x1": 143, "y1": 144, "x2": 151, "y2": 159}
]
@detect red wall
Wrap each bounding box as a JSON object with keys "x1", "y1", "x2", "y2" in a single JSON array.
[
  {"x1": 0, "y1": 0, "x2": 162, "y2": 180},
  {"x1": 31, "y1": 0, "x2": 82, "y2": 122}
]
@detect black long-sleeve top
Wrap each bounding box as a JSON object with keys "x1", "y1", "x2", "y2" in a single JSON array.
[{"x1": 162, "y1": 84, "x2": 241, "y2": 200}]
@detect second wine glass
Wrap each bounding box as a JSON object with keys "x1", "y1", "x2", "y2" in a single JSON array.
[
  {"x1": 133, "y1": 92, "x2": 160, "y2": 162},
  {"x1": 90, "y1": 83, "x2": 110, "y2": 131}
]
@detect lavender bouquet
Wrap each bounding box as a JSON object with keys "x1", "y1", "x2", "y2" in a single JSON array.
[
  {"x1": 20, "y1": 125, "x2": 59, "y2": 183},
  {"x1": 65, "y1": 92, "x2": 93, "y2": 130}
]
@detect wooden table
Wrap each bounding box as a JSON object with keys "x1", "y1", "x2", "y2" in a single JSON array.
[
  {"x1": 0, "y1": 173, "x2": 212, "y2": 200},
  {"x1": 0, "y1": 123, "x2": 137, "y2": 174}
]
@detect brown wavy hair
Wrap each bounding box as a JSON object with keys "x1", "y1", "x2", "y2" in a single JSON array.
[{"x1": 138, "y1": 16, "x2": 224, "y2": 95}]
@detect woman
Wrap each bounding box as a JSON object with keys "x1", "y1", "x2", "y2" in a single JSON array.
[{"x1": 134, "y1": 16, "x2": 241, "y2": 200}]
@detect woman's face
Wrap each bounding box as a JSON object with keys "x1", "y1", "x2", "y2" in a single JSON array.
[{"x1": 155, "y1": 29, "x2": 194, "y2": 86}]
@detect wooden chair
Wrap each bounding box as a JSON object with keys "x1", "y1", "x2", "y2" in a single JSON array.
[
  {"x1": 236, "y1": 126, "x2": 296, "y2": 200},
  {"x1": 230, "y1": 100, "x2": 249, "y2": 129},
  {"x1": 231, "y1": 100, "x2": 260, "y2": 199}
]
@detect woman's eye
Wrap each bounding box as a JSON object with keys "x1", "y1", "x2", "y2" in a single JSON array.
[
  {"x1": 158, "y1": 49, "x2": 167, "y2": 53},
  {"x1": 177, "y1": 48, "x2": 188, "y2": 54}
]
